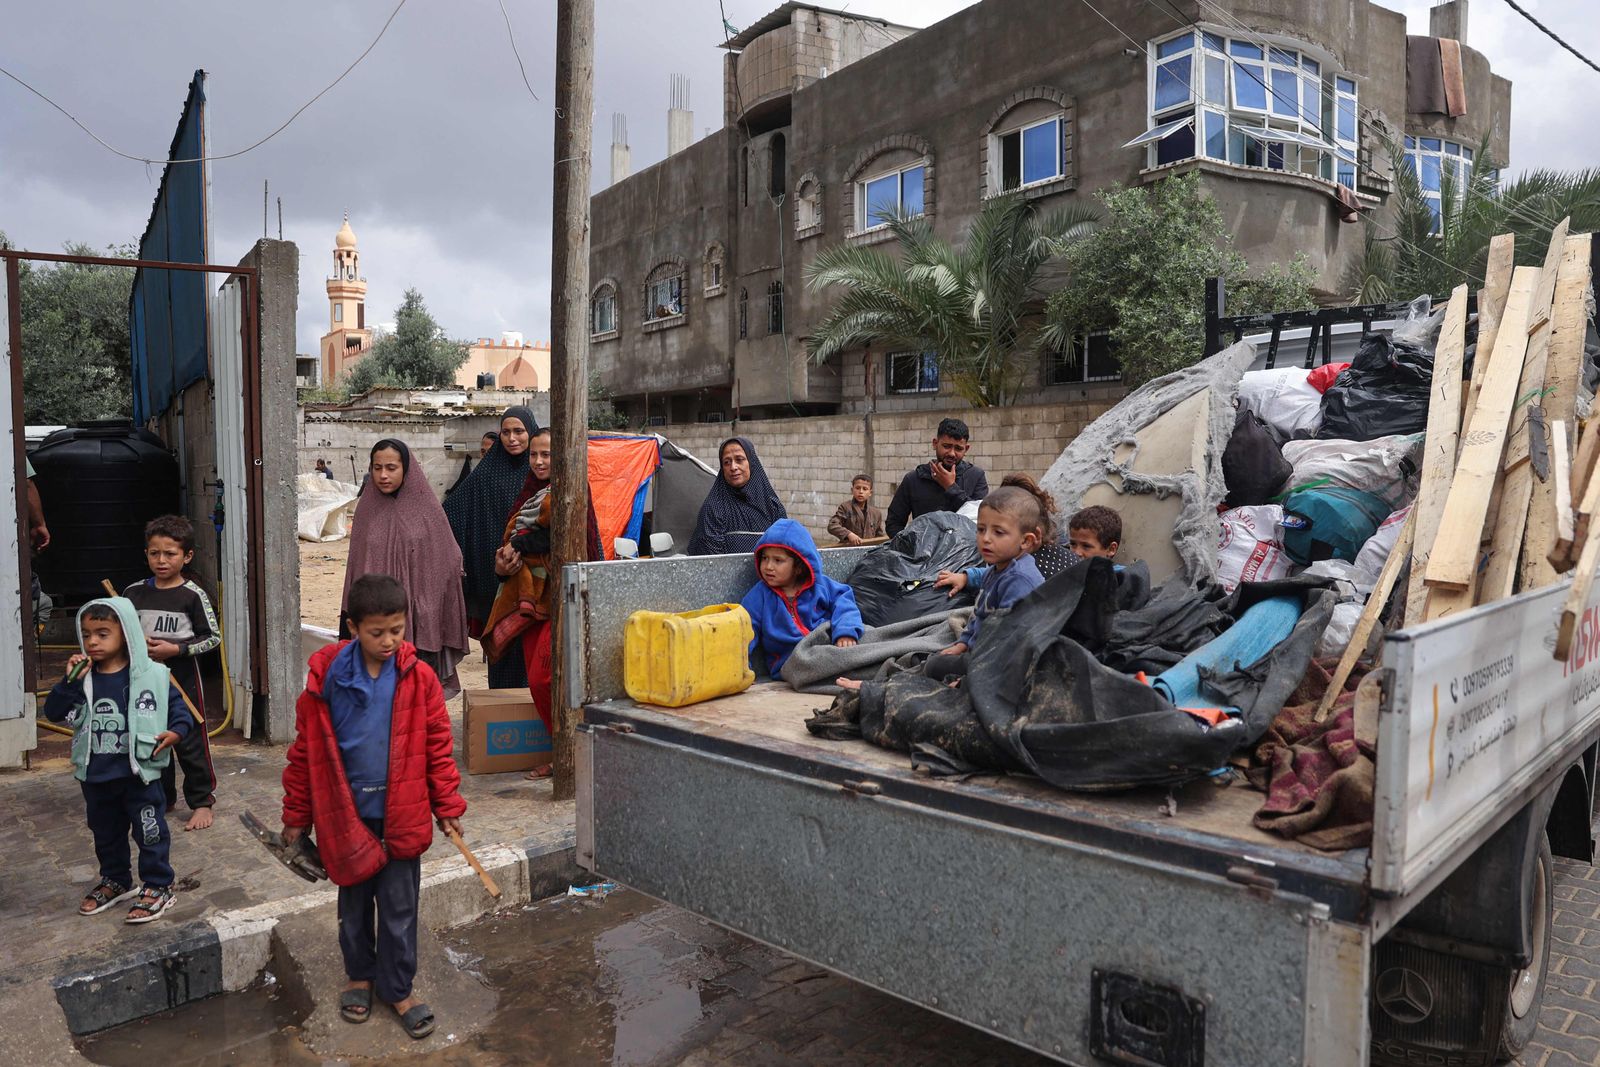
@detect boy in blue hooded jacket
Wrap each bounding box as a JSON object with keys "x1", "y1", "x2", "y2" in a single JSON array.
[{"x1": 741, "y1": 519, "x2": 864, "y2": 675}]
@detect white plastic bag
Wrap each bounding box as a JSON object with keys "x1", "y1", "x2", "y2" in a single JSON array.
[
  {"x1": 1352, "y1": 505, "x2": 1411, "y2": 591},
  {"x1": 1315, "y1": 601, "x2": 1368, "y2": 658},
  {"x1": 1216, "y1": 505, "x2": 1294, "y2": 592},
  {"x1": 1237, "y1": 367, "x2": 1323, "y2": 439},
  {"x1": 297, "y1": 472, "x2": 361, "y2": 541},
  {"x1": 1281, "y1": 435, "x2": 1423, "y2": 511}
]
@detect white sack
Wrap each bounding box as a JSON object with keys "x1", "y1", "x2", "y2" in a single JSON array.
[
  {"x1": 1237, "y1": 367, "x2": 1322, "y2": 439},
  {"x1": 1352, "y1": 505, "x2": 1411, "y2": 591},
  {"x1": 1315, "y1": 601, "x2": 1368, "y2": 658},
  {"x1": 297, "y1": 472, "x2": 360, "y2": 542},
  {"x1": 1281, "y1": 434, "x2": 1423, "y2": 511},
  {"x1": 1216, "y1": 505, "x2": 1294, "y2": 592}
]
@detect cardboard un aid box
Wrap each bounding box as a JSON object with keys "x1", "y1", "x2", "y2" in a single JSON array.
[{"x1": 462, "y1": 689, "x2": 551, "y2": 775}]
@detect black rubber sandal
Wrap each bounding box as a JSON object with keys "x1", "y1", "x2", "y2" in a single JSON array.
[
  {"x1": 124, "y1": 885, "x2": 175, "y2": 924},
  {"x1": 339, "y1": 987, "x2": 372, "y2": 1024},
  {"x1": 398, "y1": 1003, "x2": 435, "y2": 1039}
]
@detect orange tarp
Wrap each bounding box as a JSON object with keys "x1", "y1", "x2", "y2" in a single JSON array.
[{"x1": 587, "y1": 436, "x2": 661, "y2": 560}]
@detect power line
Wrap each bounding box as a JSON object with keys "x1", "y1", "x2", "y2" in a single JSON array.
[
  {"x1": 1075, "y1": 0, "x2": 1147, "y2": 52},
  {"x1": 0, "y1": 0, "x2": 409, "y2": 165},
  {"x1": 496, "y1": 0, "x2": 544, "y2": 105},
  {"x1": 1499, "y1": 0, "x2": 1600, "y2": 76}
]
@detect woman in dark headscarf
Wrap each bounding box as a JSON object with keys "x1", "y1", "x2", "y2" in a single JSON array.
[
  {"x1": 341, "y1": 439, "x2": 471, "y2": 696},
  {"x1": 687, "y1": 437, "x2": 787, "y2": 556},
  {"x1": 444, "y1": 405, "x2": 536, "y2": 686},
  {"x1": 483, "y1": 426, "x2": 601, "y2": 777}
]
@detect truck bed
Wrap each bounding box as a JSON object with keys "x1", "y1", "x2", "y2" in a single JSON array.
[{"x1": 585, "y1": 682, "x2": 1372, "y2": 920}]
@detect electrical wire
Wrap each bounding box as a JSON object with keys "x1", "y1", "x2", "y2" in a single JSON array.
[
  {"x1": 495, "y1": 0, "x2": 546, "y2": 107},
  {"x1": 1499, "y1": 0, "x2": 1600, "y2": 76},
  {"x1": 0, "y1": 0, "x2": 408, "y2": 165},
  {"x1": 1076, "y1": 0, "x2": 1147, "y2": 51}
]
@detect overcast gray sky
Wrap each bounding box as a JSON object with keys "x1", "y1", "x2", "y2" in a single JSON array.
[{"x1": 0, "y1": 0, "x2": 1592, "y2": 358}]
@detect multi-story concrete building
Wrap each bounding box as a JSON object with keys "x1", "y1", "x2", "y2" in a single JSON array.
[{"x1": 589, "y1": 0, "x2": 1509, "y2": 423}]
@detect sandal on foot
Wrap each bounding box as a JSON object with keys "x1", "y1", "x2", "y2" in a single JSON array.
[
  {"x1": 523, "y1": 765, "x2": 552, "y2": 780},
  {"x1": 124, "y1": 885, "x2": 175, "y2": 924},
  {"x1": 398, "y1": 1003, "x2": 436, "y2": 1039},
  {"x1": 80, "y1": 879, "x2": 135, "y2": 916},
  {"x1": 339, "y1": 987, "x2": 373, "y2": 1024}
]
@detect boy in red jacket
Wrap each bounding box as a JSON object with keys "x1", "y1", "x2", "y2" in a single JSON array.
[{"x1": 282, "y1": 574, "x2": 466, "y2": 1040}]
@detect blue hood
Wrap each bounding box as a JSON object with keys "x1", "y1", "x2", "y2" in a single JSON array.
[
  {"x1": 740, "y1": 519, "x2": 864, "y2": 675},
  {"x1": 751, "y1": 518, "x2": 825, "y2": 592}
]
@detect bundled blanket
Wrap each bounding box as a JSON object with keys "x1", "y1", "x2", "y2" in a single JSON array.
[
  {"x1": 809, "y1": 560, "x2": 1336, "y2": 791},
  {"x1": 780, "y1": 610, "x2": 969, "y2": 695},
  {"x1": 1248, "y1": 660, "x2": 1377, "y2": 851}
]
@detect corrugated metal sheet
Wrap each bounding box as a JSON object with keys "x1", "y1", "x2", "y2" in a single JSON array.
[
  {"x1": 209, "y1": 279, "x2": 253, "y2": 735},
  {"x1": 130, "y1": 71, "x2": 210, "y2": 423}
]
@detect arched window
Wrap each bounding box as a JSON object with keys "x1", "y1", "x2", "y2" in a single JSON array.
[
  {"x1": 703, "y1": 242, "x2": 726, "y2": 297},
  {"x1": 738, "y1": 288, "x2": 748, "y2": 339},
  {"x1": 767, "y1": 281, "x2": 784, "y2": 335},
  {"x1": 769, "y1": 133, "x2": 787, "y2": 199},
  {"x1": 983, "y1": 88, "x2": 1075, "y2": 197},
  {"x1": 590, "y1": 280, "x2": 618, "y2": 339},
  {"x1": 795, "y1": 173, "x2": 823, "y2": 238},
  {"x1": 643, "y1": 259, "x2": 686, "y2": 328},
  {"x1": 844, "y1": 135, "x2": 934, "y2": 238}
]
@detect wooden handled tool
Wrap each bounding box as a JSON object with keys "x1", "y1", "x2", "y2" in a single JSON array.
[{"x1": 446, "y1": 828, "x2": 501, "y2": 899}]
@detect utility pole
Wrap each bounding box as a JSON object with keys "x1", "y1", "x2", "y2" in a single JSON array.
[{"x1": 548, "y1": 0, "x2": 594, "y2": 803}]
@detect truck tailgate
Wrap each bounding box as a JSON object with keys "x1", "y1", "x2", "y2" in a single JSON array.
[{"x1": 580, "y1": 687, "x2": 1372, "y2": 1065}]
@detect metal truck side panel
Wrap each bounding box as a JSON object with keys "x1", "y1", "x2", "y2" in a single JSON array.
[{"x1": 585, "y1": 725, "x2": 1345, "y2": 1066}]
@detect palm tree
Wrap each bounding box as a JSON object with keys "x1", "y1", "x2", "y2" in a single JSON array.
[
  {"x1": 803, "y1": 193, "x2": 1100, "y2": 407},
  {"x1": 1347, "y1": 135, "x2": 1600, "y2": 303}
]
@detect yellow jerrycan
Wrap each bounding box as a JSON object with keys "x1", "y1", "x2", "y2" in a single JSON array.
[{"x1": 623, "y1": 603, "x2": 756, "y2": 707}]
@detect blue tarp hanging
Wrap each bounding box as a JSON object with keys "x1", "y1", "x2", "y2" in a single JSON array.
[{"x1": 129, "y1": 70, "x2": 209, "y2": 424}]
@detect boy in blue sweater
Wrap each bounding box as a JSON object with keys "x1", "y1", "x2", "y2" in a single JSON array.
[
  {"x1": 840, "y1": 485, "x2": 1047, "y2": 691},
  {"x1": 44, "y1": 599, "x2": 192, "y2": 924},
  {"x1": 741, "y1": 519, "x2": 864, "y2": 676}
]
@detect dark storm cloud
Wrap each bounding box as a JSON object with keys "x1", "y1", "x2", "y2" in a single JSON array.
[{"x1": 0, "y1": 0, "x2": 1590, "y2": 355}]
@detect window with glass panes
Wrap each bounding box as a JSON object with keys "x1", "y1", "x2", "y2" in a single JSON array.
[
  {"x1": 1404, "y1": 136, "x2": 1478, "y2": 234},
  {"x1": 855, "y1": 162, "x2": 926, "y2": 231},
  {"x1": 887, "y1": 351, "x2": 939, "y2": 394},
  {"x1": 1047, "y1": 332, "x2": 1121, "y2": 386},
  {"x1": 1141, "y1": 30, "x2": 1357, "y2": 189},
  {"x1": 995, "y1": 115, "x2": 1066, "y2": 191},
  {"x1": 645, "y1": 273, "x2": 683, "y2": 321},
  {"x1": 591, "y1": 286, "x2": 617, "y2": 336}
]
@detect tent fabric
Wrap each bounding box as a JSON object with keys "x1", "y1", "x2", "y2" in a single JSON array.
[
  {"x1": 810, "y1": 563, "x2": 1336, "y2": 792},
  {"x1": 651, "y1": 439, "x2": 718, "y2": 553},
  {"x1": 130, "y1": 72, "x2": 210, "y2": 424},
  {"x1": 587, "y1": 435, "x2": 662, "y2": 560}
]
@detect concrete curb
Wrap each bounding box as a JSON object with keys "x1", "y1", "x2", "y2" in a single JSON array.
[{"x1": 51, "y1": 828, "x2": 583, "y2": 1036}]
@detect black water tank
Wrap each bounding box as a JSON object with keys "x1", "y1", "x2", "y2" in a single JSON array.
[{"x1": 31, "y1": 420, "x2": 181, "y2": 599}]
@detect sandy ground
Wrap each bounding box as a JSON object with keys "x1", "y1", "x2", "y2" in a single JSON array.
[{"x1": 299, "y1": 538, "x2": 489, "y2": 693}]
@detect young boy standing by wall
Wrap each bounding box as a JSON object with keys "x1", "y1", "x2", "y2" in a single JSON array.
[
  {"x1": 44, "y1": 599, "x2": 192, "y2": 923},
  {"x1": 282, "y1": 574, "x2": 466, "y2": 1040},
  {"x1": 123, "y1": 515, "x2": 221, "y2": 831},
  {"x1": 827, "y1": 475, "x2": 885, "y2": 545}
]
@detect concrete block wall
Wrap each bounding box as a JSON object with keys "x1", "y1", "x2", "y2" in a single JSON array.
[{"x1": 654, "y1": 397, "x2": 1119, "y2": 542}]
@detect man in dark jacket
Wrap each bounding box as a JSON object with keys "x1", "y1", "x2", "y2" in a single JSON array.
[{"x1": 885, "y1": 418, "x2": 989, "y2": 535}]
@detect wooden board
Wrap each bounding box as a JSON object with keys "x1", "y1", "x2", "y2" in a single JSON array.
[
  {"x1": 1423, "y1": 266, "x2": 1538, "y2": 591},
  {"x1": 1479, "y1": 236, "x2": 1566, "y2": 601},
  {"x1": 1524, "y1": 235, "x2": 1593, "y2": 586},
  {"x1": 1525, "y1": 217, "x2": 1572, "y2": 336},
  {"x1": 1557, "y1": 525, "x2": 1600, "y2": 661},
  {"x1": 1463, "y1": 234, "x2": 1517, "y2": 432},
  {"x1": 1572, "y1": 422, "x2": 1600, "y2": 551},
  {"x1": 1317, "y1": 509, "x2": 1415, "y2": 722},
  {"x1": 1548, "y1": 419, "x2": 1575, "y2": 569},
  {"x1": 1404, "y1": 285, "x2": 1468, "y2": 626}
]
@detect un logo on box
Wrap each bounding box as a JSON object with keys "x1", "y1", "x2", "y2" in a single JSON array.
[{"x1": 486, "y1": 718, "x2": 551, "y2": 755}]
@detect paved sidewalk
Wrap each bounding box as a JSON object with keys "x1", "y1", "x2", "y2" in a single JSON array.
[
  {"x1": 0, "y1": 717, "x2": 571, "y2": 984},
  {"x1": 1525, "y1": 857, "x2": 1600, "y2": 1066}
]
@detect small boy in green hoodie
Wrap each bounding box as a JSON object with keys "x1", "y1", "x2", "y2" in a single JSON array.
[{"x1": 43, "y1": 598, "x2": 192, "y2": 924}]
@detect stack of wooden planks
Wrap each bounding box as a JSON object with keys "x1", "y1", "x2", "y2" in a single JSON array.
[{"x1": 1317, "y1": 221, "x2": 1592, "y2": 717}]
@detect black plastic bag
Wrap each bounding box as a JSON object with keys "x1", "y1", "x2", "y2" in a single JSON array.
[
  {"x1": 1223, "y1": 406, "x2": 1291, "y2": 507},
  {"x1": 1316, "y1": 334, "x2": 1433, "y2": 440},
  {"x1": 848, "y1": 511, "x2": 981, "y2": 627}
]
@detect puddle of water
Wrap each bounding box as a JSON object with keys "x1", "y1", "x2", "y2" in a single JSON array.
[
  {"x1": 78, "y1": 944, "x2": 318, "y2": 1066},
  {"x1": 76, "y1": 889, "x2": 739, "y2": 1067}
]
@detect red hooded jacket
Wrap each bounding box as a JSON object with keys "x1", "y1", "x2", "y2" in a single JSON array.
[{"x1": 282, "y1": 641, "x2": 467, "y2": 886}]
